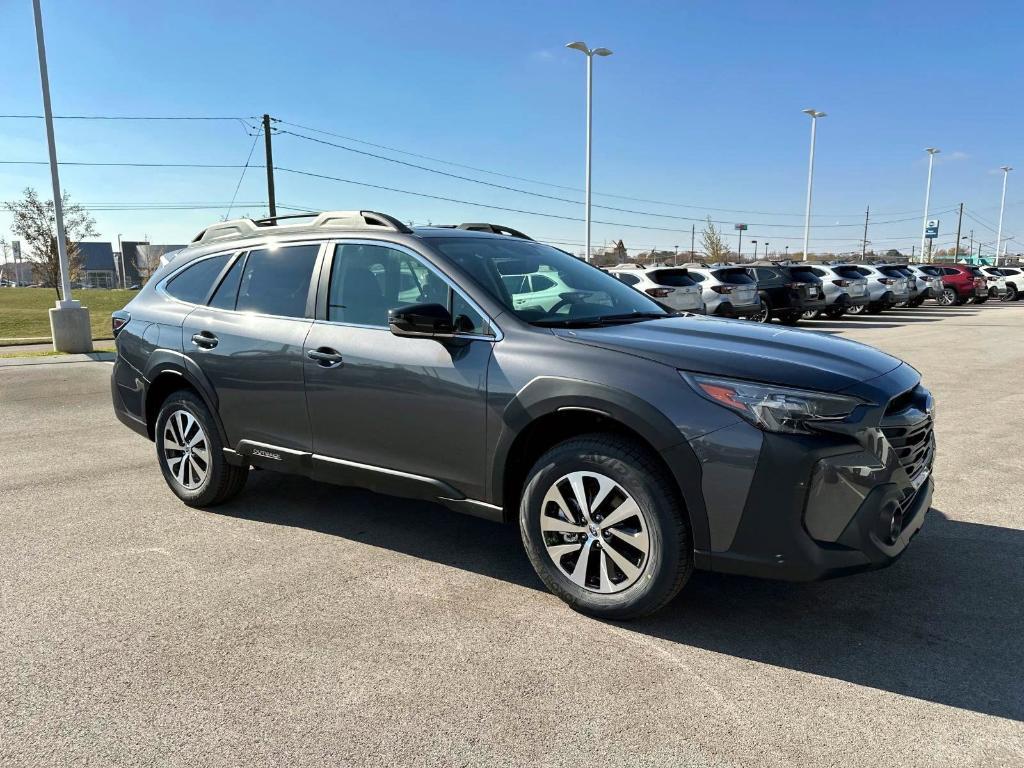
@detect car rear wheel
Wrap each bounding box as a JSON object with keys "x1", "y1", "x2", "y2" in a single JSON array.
[
  {"x1": 155, "y1": 390, "x2": 248, "y2": 507},
  {"x1": 753, "y1": 297, "x2": 772, "y2": 323},
  {"x1": 846, "y1": 303, "x2": 868, "y2": 315},
  {"x1": 824, "y1": 305, "x2": 847, "y2": 319},
  {"x1": 801, "y1": 309, "x2": 822, "y2": 320},
  {"x1": 778, "y1": 312, "x2": 801, "y2": 326},
  {"x1": 519, "y1": 434, "x2": 692, "y2": 620},
  {"x1": 1002, "y1": 285, "x2": 1018, "y2": 301}
]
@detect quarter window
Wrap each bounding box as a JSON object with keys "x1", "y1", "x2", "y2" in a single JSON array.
[
  {"x1": 616, "y1": 273, "x2": 641, "y2": 286},
  {"x1": 165, "y1": 254, "x2": 231, "y2": 304},
  {"x1": 235, "y1": 244, "x2": 319, "y2": 318}
]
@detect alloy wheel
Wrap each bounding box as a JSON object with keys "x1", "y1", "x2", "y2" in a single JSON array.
[
  {"x1": 540, "y1": 471, "x2": 650, "y2": 594},
  {"x1": 162, "y1": 409, "x2": 210, "y2": 490},
  {"x1": 937, "y1": 288, "x2": 956, "y2": 306}
]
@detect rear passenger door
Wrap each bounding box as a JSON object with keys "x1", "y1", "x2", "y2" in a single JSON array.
[
  {"x1": 181, "y1": 242, "x2": 324, "y2": 460},
  {"x1": 302, "y1": 240, "x2": 494, "y2": 501}
]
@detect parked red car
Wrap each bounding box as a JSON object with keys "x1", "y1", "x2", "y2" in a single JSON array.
[{"x1": 934, "y1": 264, "x2": 988, "y2": 306}]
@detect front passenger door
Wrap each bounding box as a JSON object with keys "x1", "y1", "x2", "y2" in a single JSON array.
[{"x1": 303, "y1": 241, "x2": 495, "y2": 501}]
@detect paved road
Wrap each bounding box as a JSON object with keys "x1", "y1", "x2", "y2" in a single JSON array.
[{"x1": 1, "y1": 303, "x2": 1022, "y2": 767}]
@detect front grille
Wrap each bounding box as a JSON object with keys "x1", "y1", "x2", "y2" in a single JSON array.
[{"x1": 881, "y1": 417, "x2": 934, "y2": 482}]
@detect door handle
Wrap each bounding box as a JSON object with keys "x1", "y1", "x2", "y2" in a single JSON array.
[
  {"x1": 191, "y1": 331, "x2": 218, "y2": 349},
  {"x1": 306, "y1": 347, "x2": 344, "y2": 368}
]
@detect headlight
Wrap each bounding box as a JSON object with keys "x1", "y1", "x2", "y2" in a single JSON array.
[{"x1": 681, "y1": 372, "x2": 864, "y2": 434}]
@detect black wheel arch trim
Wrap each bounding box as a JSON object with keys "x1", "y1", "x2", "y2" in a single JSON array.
[
  {"x1": 489, "y1": 375, "x2": 711, "y2": 552},
  {"x1": 142, "y1": 350, "x2": 229, "y2": 446}
]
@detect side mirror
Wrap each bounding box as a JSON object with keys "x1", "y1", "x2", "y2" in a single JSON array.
[{"x1": 388, "y1": 302, "x2": 455, "y2": 338}]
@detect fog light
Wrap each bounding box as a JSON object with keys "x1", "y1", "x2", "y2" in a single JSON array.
[{"x1": 888, "y1": 508, "x2": 904, "y2": 545}]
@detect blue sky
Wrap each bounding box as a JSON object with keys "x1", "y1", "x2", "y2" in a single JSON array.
[{"x1": 1, "y1": 0, "x2": 1020, "y2": 257}]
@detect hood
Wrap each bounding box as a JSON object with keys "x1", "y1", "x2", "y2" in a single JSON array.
[{"x1": 554, "y1": 315, "x2": 903, "y2": 393}]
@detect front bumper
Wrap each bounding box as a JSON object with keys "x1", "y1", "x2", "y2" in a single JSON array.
[{"x1": 689, "y1": 378, "x2": 935, "y2": 581}]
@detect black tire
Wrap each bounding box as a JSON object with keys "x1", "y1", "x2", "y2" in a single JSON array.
[
  {"x1": 973, "y1": 295, "x2": 988, "y2": 305},
  {"x1": 778, "y1": 312, "x2": 801, "y2": 326},
  {"x1": 753, "y1": 296, "x2": 772, "y2": 323},
  {"x1": 519, "y1": 434, "x2": 692, "y2": 620},
  {"x1": 155, "y1": 390, "x2": 248, "y2": 507},
  {"x1": 865, "y1": 303, "x2": 885, "y2": 315},
  {"x1": 801, "y1": 309, "x2": 821, "y2": 320},
  {"x1": 936, "y1": 287, "x2": 959, "y2": 306},
  {"x1": 846, "y1": 303, "x2": 868, "y2": 315},
  {"x1": 824, "y1": 305, "x2": 847, "y2": 319},
  {"x1": 1002, "y1": 285, "x2": 1018, "y2": 302}
]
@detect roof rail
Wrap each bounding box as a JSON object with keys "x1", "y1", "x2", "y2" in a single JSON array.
[
  {"x1": 456, "y1": 223, "x2": 533, "y2": 240},
  {"x1": 191, "y1": 209, "x2": 413, "y2": 244}
]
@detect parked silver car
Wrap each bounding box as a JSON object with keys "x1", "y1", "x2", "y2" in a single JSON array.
[
  {"x1": 607, "y1": 264, "x2": 704, "y2": 313},
  {"x1": 847, "y1": 264, "x2": 911, "y2": 315},
  {"x1": 906, "y1": 265, "x2": 945, "y2": 301},
  {"x1": 680, "y1": 264, "x2": 761, "y2": 317},
  {"x1": 802, "y1": 264, "x2": 871, "y2": 319}
]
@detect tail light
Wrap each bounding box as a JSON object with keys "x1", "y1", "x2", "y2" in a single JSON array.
[
  {"x1": 710, "y1": 285, "x2": 734, "y2": 294},
  {"x1": 832, "y1": 279, "x2": 851, "y2": 287},
  {"x1": 644, "y1": 287, "x2": 675, "y2": 298},
  {"x1": 111, "y1": 310, "x2": 130, "y2": 337},
  {"x1": 974, "y1": 278, "x2": 986, "y2": 287},
  {"x1": 879, "y1": 277, "x2": 895, "y2": 285}
]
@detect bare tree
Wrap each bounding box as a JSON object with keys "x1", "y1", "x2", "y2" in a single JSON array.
[
  {"x1": 700, "y1": 218, "x2": 730, "y2": 262},
  {"x1": 3, "y1": 187, "x2": 98, "y2": 298}
]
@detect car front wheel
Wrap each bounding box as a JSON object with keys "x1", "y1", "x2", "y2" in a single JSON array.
[{"x1": 519, "y1": 434, "x2": 692, "y2": 620}]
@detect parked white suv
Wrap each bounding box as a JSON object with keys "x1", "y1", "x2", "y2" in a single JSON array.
[
  {"x1": 848, "y1": 264, "x2": 911, "y2": 314},
  {"x1": 979, "y1": 265, "x2": 1009, "y2": 300},
  {"x1": 680, "y1": 263, "x2": 761, "y2": 317},
  {"x1": 907, "y1": 265, "x2": 945, "y2": 301},
  {"x1": 608, "y1": 264, "x2": 704, "y2": 313},
  {"x1": 995, "y1": 266, "x2": 1023, "y2": 301},
  {"x1": 803, "y1": 264, "x2": 871, "y2": 319}
]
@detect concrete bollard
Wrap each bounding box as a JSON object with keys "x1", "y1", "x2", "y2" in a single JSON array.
[{"x1": 49, "y1": 305, "x2": 93, "y2": 353}]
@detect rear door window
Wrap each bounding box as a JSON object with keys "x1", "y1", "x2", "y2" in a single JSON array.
[
  {"x1": 208, "y1": 254, "x2": 246, "y2": 310},
  {"x1": 648, "y1": 269, "x2": 695, "y2": 287},
  {"x1": 165, "y1": 254, "x2": 232, "y2": 304},
  {"x1": 235, "y1": 244, "x2": 320, "y2": 318}
]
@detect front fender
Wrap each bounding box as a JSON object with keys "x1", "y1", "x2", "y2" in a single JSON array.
[{"x1": 489, "y1": 375, "x2": 711, "y2": 552}]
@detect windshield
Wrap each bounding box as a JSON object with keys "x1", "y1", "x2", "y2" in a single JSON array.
[{"x1": 426, "y1": 237, "x2": 670, "y2": 325}]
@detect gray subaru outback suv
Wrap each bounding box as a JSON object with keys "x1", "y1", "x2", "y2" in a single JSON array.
[{"x1": 111, "y1": 210, "x2": 935, "y2": 619}]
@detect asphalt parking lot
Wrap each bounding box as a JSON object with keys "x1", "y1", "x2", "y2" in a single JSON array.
[{"x1": 1, "y1": 303, "x2": 1022, "y2": 767}]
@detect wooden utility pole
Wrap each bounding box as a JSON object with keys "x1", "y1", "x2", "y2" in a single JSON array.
[
  {"x1": 861, "y1": 205, "x2": 870, "y2": 259},
  {"x1": 954, "y1": 202, "x2": 964, "y2": 260},
  {"x1": 263, "y1": 114, "x2": 277, "y2": 217}
]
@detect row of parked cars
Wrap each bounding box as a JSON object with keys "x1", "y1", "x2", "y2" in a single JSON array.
[{"x1": 605, "y1": 260, "x2": 1023, "y2": 323}]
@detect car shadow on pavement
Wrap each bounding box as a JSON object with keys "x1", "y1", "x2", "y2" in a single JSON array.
[{"x1": 220, "y1": 474, "x2": 1022, "y2": 721}]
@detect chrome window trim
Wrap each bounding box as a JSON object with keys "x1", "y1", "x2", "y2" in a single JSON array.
[
  {"x1": 321, "y1": 237, "x2": 503, "y2": 341},
  {"x1": 156, "y1": 240, "x2": 327, "y2": 321}
]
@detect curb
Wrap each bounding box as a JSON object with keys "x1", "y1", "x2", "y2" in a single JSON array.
[{"x1": 0, "y1": 351, "x2": 116, "y2": 368}]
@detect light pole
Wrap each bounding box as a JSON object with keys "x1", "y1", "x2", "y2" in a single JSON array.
[
  {"x1": 751, "y1": 240, "x2": 758, "y2": 262},
  {"x1": 764, "y1": 241, "x2": 770, "y2": 259},
  {"x1": 801, "y1": 109, "x2": 826, "y2": 261},
  {"x1": 566, "y1": 41, "x2": 613, "y2": 263},
  {"x1": 32, "y1": 0, "x2": 91, "y2": 351},
  {"x1": 920, "y1": 147, "x2": 940, "y2": 264},
  {"x1": 995, "y1": 166, "x2": 1012, "y2": 266}
]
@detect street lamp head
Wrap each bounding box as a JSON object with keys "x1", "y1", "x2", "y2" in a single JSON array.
[
  {"x1": 566, "y1": 41, "x2": 590, "y2": 54},
  {"x1": 1001, "y1": 165, "x2": 1013, "y2": 173},
  {"x1": 592, "y1": 47, "x2": 613, "y2": 56},
  {"x1": 924, "y1": 147, "x2": 941, "y2": 155},
  {"x1": 802, "y1": 108, "x2": 826, "y2": 118}
]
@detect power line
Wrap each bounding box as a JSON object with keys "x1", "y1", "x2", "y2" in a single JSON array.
[
  {"x1": 274, "y1": 118, "x2": 934, "y2": 219},
  {"x1": 226, "y1": 126, "x2": 264, "y2": 219},
  {"x1": 0, "y1": 160, "x2": 259, "y2": 169},
  {"x1": 276, "y1": 129, "x2": 944, "y2": 230}
]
